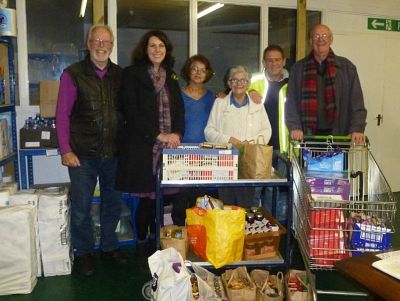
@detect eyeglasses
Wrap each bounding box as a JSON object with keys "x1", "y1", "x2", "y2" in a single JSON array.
[
  {"x1": 229, "y1": 78, "x2": 248, "y2": 85},
  {"x1": 311, "y1": 33, "x2": 331, "y2": 41},
  {"x1": 90, "y1": 38, "x2": 113, "y2": 47},
  {"x1": 191, "y1": 66, "x2": 207, "y2": 74}
]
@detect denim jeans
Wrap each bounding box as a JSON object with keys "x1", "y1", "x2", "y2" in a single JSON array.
[
  {"x1": 69, "y1": 157, "x2": 121, "y2": 255},
  {"x1": 254, "y1": 150, "x2": 289, "y2": 222}
]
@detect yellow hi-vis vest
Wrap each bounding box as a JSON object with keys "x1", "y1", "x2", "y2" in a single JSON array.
[{"x1": 249, "y1": 74, "x2": 289, "y2": 154}]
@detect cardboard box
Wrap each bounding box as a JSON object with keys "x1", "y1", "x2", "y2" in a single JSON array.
[
  {"x1": 0, "y1": 43, "x2": 11, "y2": 105},
  {"x1": 0, "y1": 118, "x2": 11, "y2": 159},
  {"x1": 40, "y1": 80, "x2": 60, "y2": 118},
  {"x1": 19, "y1": 128, "x2": 58, "y2": 149},
  {"x1": 243, "y1": 211, "x2": 286, "y2": 260}
]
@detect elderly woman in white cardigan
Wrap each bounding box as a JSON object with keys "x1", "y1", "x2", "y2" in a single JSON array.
[{"x1": 205, "y1": 65, "x2": 272, "y2": 207}]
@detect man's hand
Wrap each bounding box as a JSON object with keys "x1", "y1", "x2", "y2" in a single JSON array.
[
  {"x1": 248, "y1": 90, "x2": 262, "y2": 104},
  {"x1": 290, "y1": 129, "x2": 304, "y2": 141},
  {"x1": 61, "y1": 152, "x2": 80, "y2": 167},
  {"x1": 351, "y1": 132, "x2": 365, "y2": 144}
]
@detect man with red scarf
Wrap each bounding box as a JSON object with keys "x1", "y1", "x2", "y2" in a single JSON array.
[{"x1": 285, "y1": 24, "x2": 367, "y2": 144}]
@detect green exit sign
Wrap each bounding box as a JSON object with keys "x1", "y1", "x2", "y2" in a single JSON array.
[{"x1": 368, "y1": 18, "x2": 400, "y2": 32}]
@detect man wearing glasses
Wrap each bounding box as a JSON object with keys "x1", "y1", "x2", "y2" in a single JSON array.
[
  {"x1": 56, "y1": 25, "x2": 127, "y2": 276},
  {"x1": 285, "y1": 24, "x2": 367, "y2": 144}
]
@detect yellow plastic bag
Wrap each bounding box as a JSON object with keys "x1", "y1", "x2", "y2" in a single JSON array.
[{"x1": 186, "y1": 206, "x2": 245, "y2": 268}]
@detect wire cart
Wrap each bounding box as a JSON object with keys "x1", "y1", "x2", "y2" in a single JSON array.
[{"x1": 290, "y1": 136, "x2": 397, "y2": 300}]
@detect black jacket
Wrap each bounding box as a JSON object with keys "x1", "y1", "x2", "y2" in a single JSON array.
[
  {"x1": 67, "y1": 56, "x2": 123, "y2": 158},
  {"x1": 116, "y1": 63, "x2": 184, "y2": 193}
]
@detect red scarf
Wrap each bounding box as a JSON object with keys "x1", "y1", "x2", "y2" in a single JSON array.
[{"x1": 301, "y1": 49, "x2": 336, "y2": 134}]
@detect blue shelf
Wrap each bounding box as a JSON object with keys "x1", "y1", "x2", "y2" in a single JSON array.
[
  {"x1": 19, "y1": 148, "x2": 138, "y2": 247},
  {"x1": 0, "y1": 37, "x2": 19, "y2": 184}
]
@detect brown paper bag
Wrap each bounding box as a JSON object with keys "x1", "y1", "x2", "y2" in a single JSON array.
[
  {"x1": 239, "y1": 136, "x2": 273, "y2": 179},
  {"x1": 286, "y1": 270, "x2": 312, "y2": 301},
  {"x1": 251, "y1": 269, "x2": 284, "y2": 301},
  {"x1": 222, "y1": 266, "x2": 257, "y2": 301},
  {"x1": 160, "y1": 225, "x2": 188, "y2": 259}
]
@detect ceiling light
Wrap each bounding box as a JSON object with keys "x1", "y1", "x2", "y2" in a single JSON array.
[
  {"x1": 79, "y1": 0, "x2": 87, "y2": 17},
  {"x1": 197, "y1": 3, "x2": 224, "y2": 19}
]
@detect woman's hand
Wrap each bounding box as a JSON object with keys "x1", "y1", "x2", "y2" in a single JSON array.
[
  {"x1": 157, "y1": 133, "x2": 181, "y2": 148},
  {"x1": 228, "y1": 137, "x2": 244, "y2": 149}
]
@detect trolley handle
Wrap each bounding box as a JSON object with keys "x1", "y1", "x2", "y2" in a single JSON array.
[{"x1": 302, "y1": 135, "x2": 370, "y2": 147}]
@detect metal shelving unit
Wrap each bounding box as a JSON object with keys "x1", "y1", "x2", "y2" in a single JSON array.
[{"x1": 0, "y1": 36, "x2": 19, "y2": 184}]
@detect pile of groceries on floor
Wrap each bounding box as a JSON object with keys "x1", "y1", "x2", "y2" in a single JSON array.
[
  {"x1": 149, "y1": 195, "x2": 312, "y2": 301},
  {"x1": 149, "y1": 248, "x2": 311, "y2": 301}
]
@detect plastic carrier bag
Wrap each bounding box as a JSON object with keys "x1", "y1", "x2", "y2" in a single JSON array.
[
  {"x1": 186, "y1": 206, "x2": 245, "y2": 268},
  {"x1": 148, "y1": 247, "x2": 219, "y2": 301}
]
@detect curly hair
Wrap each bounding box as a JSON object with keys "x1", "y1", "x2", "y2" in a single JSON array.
[
  {"x1": 180, "y1": 54, "x2": 214, "y2": 84},
  {"x1": 132, "y1": 30, "x2": 175, "y2": 68}
]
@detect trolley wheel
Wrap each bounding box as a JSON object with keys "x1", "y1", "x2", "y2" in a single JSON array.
[{"x1": 141, "y1": 280, "x2": 153, "y2": 300}]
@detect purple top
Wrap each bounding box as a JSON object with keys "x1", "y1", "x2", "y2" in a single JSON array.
[{"x1": 55, "y1": 67, "x2": 107, "y2": 155}]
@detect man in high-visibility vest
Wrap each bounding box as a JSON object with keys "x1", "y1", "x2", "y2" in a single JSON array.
[{"x1": 248, "y1": 45, "x2": 289, "y2": 223}]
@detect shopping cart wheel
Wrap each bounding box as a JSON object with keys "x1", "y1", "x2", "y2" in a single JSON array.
[{"x1": 141, "y1": 281, "x2": 152, "y2": 300}]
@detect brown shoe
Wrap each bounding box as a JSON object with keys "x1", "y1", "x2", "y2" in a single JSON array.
[
  {"x1": 101, "y1": 249, "x2": 128, "y2": 264},
  {"x1": 74, "y1": 254, "x2": 95, "y2": 276}
]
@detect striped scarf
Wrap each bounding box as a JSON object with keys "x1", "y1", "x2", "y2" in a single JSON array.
[
  {"x1": 301, "y1": 49, "x2": 336, "y2": 134},
  {"x1": 149, "y1": 67, "x2": 172, "y2": 174}
]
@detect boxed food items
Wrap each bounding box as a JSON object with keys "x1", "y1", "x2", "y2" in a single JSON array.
[
  {"x1": 221, "y1": 266, "x2": 256, "y2": 301},
  {"x1": 309, "y1": 209, "x2": 349, "y2": 267},
  {"x1": 305, "y1": 171, "x2": 350, "y2": 201},
  {"x1": 243, "y1": 208, "x2": 286, "y2": 260},
  {"x1": 19, "y1": 126, "x2": 58, "y2": 149},
  {"x1": 303, "y1": 149, "x2": 344, "y2": 172},
  {"x1": 350, "y1": 212, "x2": 391, "y2": 256},
  {"x1": 160, "y1": 225, "x2": 188, "y2": 260}
]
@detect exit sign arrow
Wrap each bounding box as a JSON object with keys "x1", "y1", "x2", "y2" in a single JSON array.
[
  {"x1": 368, "y1": 17, "x2": 400, "y2": 32},
  {"x1": 371, "y1": 19, "x2": 384, "y2": 29}
]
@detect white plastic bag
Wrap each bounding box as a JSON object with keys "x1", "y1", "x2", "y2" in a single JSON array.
[{"x1": 148, "y1": 247, "x2": 220, "y2": 301}]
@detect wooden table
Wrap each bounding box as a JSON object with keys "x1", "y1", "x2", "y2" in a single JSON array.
[{"x1": 335, "y1": 252, "x2": 400, "y2": 301}]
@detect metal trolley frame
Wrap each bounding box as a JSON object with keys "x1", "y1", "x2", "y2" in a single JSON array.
[
  {"x1": 155, "y1": 145, "x2": 294, "y2": 270},
  {"x1": 290, "y1": 136, "x2": 397, "y2": 300}
]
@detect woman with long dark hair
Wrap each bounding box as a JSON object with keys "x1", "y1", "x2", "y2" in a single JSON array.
[{"x1": 116, "y1": 30, "x2": 184, "y2": 243}]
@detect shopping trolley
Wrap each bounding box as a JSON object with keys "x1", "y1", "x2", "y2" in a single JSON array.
[{"x1": 290, "y1": 136, "x2": 397, "y2": 300}]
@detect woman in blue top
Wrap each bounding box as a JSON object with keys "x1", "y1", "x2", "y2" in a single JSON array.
[
  {"x1": 171, "y1": 55, "x2": 215, "y2": 226},
  {"x1": 180, "y1": 54, "x2": 215, "y2": 143}
]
